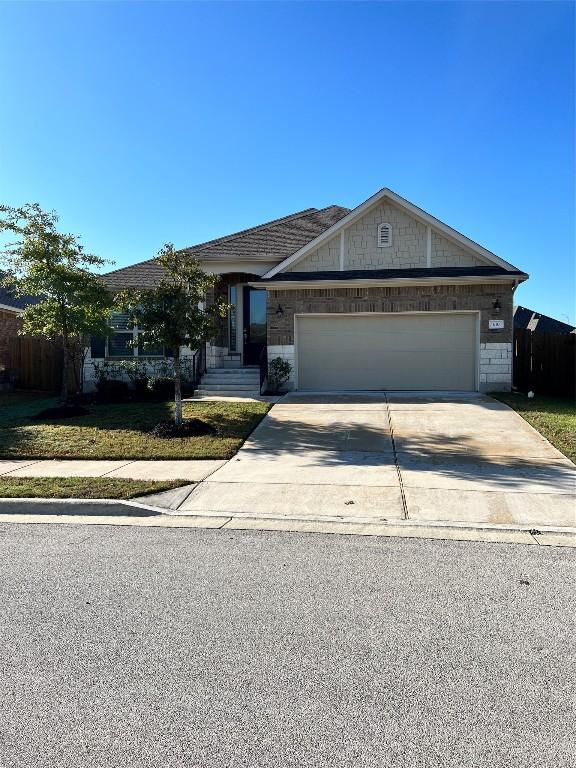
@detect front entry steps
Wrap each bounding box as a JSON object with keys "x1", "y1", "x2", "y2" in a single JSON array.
[{"x1": 194, "y1": 367, "x2": 261, "y2": 397}]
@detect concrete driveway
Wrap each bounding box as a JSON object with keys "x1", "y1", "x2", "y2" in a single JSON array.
[{"x1": 179, "y1": 392, "x2": 576, "y2": 529}]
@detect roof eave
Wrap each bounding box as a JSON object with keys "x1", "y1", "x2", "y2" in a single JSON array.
[
  {"x1": 0, "y1": 302, "x2": 24, "y2": 314},
  {"x1": 250, "y1": 274, "x2": 528, "y2": 290}
]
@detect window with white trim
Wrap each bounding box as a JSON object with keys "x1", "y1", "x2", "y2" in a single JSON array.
[
  {"x1": 377, "y1": 223, "x2": 392, "y2": 248},
  {"x1": 105, "y1": 312, "x2": 164, "y2": 358}
]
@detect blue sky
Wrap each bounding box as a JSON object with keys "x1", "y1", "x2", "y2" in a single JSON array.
[{"x1": 0, "y1": 1, "x2": 574, "y2": 322}]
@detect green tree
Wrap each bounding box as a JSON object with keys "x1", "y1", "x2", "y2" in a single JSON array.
[
  {"x1": 0, "y1": 203, "x2": 114, "y2": 402},
  {"x1": 115, "y1": 243, "x2": 228, "y2": 426}
]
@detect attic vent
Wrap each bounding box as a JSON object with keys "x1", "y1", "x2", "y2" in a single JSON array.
[{"x1": 377, "y1": 223, "x2": 392, "y2": 248}]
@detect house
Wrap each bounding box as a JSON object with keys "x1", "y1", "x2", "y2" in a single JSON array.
[
  {"x1": 514, "y1": 306, "x2": 575, "y2": 335},
  {"x1": 0, "y1": 281, "x2": 38, "y2": 368},
  {"x1": 89, "y1": 187, "x2": 528, "y2": 394}
]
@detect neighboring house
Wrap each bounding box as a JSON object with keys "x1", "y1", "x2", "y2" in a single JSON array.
[
  {"x1": 0, "y1": 282, "x2": 38, "y2": 368},
  {"x1": 89, "y1": 187, "x2": 528, "y2": 393},
  {"x1": 514, "y1": 306, "x2": 575, "y2": 335}
]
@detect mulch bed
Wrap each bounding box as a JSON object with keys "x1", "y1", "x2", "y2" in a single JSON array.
[
  {"x1": 149, "y1": 418, "x2": 218, "y2": 439},
  {"x1": 31, "y1": 405, "x2": 90, "y2": 421}
]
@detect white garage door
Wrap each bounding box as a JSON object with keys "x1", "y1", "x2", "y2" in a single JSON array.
[{"x1": 296, "y1": 313, "x2": 478, "y2": 391}]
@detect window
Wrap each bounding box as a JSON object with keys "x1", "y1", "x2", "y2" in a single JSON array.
[
  {"x1": 229, "y1": 285, "x2": 237, "y2": 352},
  {"x1": 377, "y1": 223, "x2": 392, "y2": 248},
  {"x1": 108, "y1": 312, "x2": 134, "y2": 358},
  {"x1": 105, "y1": 312, "x2": 164, "y2": 358}
]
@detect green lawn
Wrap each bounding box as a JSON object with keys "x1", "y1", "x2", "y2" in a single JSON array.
[
  {"x1": 0, "y1": 392, "x2": 270, "y2": 460},
  {"x1": 493, "y1": 392, "x2": 576, "y2": 463},
  {"x1": 0, "y1": 476, "x2": 189, "y2": 499}
]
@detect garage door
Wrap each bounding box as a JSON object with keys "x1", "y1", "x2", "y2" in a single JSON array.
[{"x1": 296, "y1": 313, "x2": 478, "y2": 391}]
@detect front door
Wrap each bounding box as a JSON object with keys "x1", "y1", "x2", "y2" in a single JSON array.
[{"x1": 242, "y1": 287, "x2": 267, "y2": 365}]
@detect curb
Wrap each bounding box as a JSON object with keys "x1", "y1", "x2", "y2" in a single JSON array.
[{"x1": 0, "y1": 497, "x2": 574, "y2": 547}]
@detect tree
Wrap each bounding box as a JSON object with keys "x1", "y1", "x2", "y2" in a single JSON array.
[
  {"x1": 0, "y1": 203, "x2": 114, "y2": 402},
  {"x1": 115, "y1": 243, "x2": 228, "y2": 427}
]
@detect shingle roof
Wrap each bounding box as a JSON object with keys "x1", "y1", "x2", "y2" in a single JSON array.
[
  {"x1": 514, "y1": 305, "x2": 575, "y2": 334},
  {"x1": 103, "y1": 205, "x2": 350, "y2": 290},
  {"x1": 0, "y1": 277, "x2": 39, "y2": 311},
  {"x1": 257, "y1": 266, "x2": 529, "y2": 283}
]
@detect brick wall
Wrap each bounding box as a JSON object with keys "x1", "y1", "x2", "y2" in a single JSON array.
[
  {"x1": 205, "y1": 272, "x2": 260, "y2": 348},
  {"x1": 267, "y1": 282, "x2": 514, "y2": 347},
  {"x1": 0, "y1": 309, "x2": 22, "y2": 366}
]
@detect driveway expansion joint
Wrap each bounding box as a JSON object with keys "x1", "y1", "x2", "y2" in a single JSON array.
[{"x1": 383, "y1": 392, "x2": 409, "y2": 520}]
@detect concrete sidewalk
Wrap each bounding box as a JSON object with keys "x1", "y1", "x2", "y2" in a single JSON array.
[{"x1": 0, "y1": 458, "x2": 224, "y2": 482}]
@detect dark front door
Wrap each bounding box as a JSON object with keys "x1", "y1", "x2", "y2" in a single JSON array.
[{"x1": 243, "y1": 287, "x2": 267, "y2": 365}]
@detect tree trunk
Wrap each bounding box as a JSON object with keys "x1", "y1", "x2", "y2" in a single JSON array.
[
  {"x1": 70, "y1": 337, "x2": 82, "y2": 395},
  {"x1": 61, "y1": 337, "x2": 69, "y2": 404},
  {"x1": 174, "y1": 348, "x2": 183, "y2": 427}
]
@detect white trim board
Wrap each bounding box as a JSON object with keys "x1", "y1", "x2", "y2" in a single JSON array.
[
  {"x1": 263, "y1": 188, "x2": 521, "y2": 278},
  {"x1": 249, "y1": 275, "x2": 523, "y2": 291}
]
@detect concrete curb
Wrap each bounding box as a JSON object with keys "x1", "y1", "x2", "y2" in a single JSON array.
[{"x1": 0, "y1": 497, "x2": 574, "y2": 547}]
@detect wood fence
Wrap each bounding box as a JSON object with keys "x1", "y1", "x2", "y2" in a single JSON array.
[
  {"x1": 5, "y1": 337, "x2": 80, "y2": 393},
  {"x1": 513, "y1": 329, "x2": 575, "y2": 397}
]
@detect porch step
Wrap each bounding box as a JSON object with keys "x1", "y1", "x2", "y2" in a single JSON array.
[
  {"x1": 197, "y1": 383, "x2": 259, "y2": 392},
  {"x1": 194, "y1": 389, "x2": 261, "y2": 398},
  {"x1": 205, "y1": 367, "x2": 259, "y2": 375},
  {"x1": 202, "y1": 379, "x2": 260, "y2": 387}
]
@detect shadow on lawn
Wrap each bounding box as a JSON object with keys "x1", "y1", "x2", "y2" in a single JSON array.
[{"x1": 0, "y1": 399, "x2": 268, "y2": 458}]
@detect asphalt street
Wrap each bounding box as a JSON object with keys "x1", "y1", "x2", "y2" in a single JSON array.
[{"x1": 0, "y1": 522, "x2": 574, "y2": 768}]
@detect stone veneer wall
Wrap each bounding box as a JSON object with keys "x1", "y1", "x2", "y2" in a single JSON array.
[
  {"x1": 266, "y1": 282, "x2": 514, "y2": 392},
  {"x1": 286, "y1": 236, "x2": 340, "y2": 272},
  {"x1": 345, "y1": 201, "x2": 427, "y2": 270},
  {"x1": 0, "y1": 309, "x2": 22, "y2": 366},
  {"x1": 83, "y1": 345, "x2": 196, "y2": 392},
  {"x1": 431, "y1": 232, "x2": 482, "y2": 267},
  {"x1": 479, "y1": 342, "x2": 512, "y2": 389},
  {"x1": 287, "y1": 201, "x2": 488, "y2": 272}
]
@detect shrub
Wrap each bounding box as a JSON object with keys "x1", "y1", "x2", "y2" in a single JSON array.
[
  {"x1": 148, "y1": 376, "x2": 175, "y2": 399},
  {"x1": 133, "y1": 377, "x2": 150, "y2": 399},
  {"x1": 267, "y1": 357, "x2": 292, "y2": 393},
  {"x1": 96, "y1": 378, "x2": 130, "y2": 402}
]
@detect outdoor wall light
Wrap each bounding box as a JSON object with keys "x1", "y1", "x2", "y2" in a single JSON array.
[
  {"x1": 275, "y1": 304, "x2": 284, "y2": 318},
  {"x1": 492, "y1": 298, "x2": 501, "y2": 314}
]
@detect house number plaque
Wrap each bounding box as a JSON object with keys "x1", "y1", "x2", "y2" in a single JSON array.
[{"x1": 489, "y1": 319, "x2": 504, "y2": 330}]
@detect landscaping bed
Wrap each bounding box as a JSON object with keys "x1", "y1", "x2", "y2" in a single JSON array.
[
  {"x1": 0, "y1": 476, "x2": 189, "y2": 500},
  {"x1": 493, "y1": 392, "x2": 576, "y2": 463},
  {"x1": 0, "y1": 393, "x2": 270, "y2": 459}
]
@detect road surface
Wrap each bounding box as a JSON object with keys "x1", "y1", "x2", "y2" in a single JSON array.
[{"x1": 0, "y1": 520, "x2": 574, "y2": 767}]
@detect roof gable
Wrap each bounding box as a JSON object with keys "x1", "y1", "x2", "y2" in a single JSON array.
[
  {"x1": 264, "y1": 188, "x2": 522, "y2": 278},
  {"x1": 0, "y1": 276, "x2": 39, "y2": 311},
  {"x1": 514, "y1": 306, "x2": 575, "y2": 334}
]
